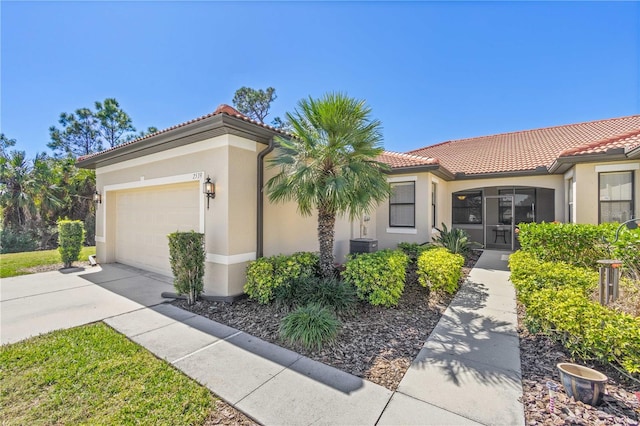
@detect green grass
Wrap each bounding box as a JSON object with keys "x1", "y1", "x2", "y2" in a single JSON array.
[
  {"x1": 0, "y1": 323, "x2": 214, "y2": 425},
  {"x1": 0, "y1": 246, "x2": 96, "y2": 278}
]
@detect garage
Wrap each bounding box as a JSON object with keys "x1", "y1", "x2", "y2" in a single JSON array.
[{"x1": 114, "y1": 181, "x2": 201, "y2": 276}]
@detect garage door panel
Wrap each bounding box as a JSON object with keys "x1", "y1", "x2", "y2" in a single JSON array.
[{"x1": 115, "y1": 182, "x2": 200, "y2": 276}]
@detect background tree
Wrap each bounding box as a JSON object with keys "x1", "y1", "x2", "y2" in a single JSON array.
[
  {"x1": 233, "y1": 87, "x2": 277, "y2": 123},
  {"x1": 48, "y1": 108, "x2": 100, "y2": 157},
  {"x1": 0, "y1": 133, "x2": 17, "y2": 157},
  {"x1": 48, "y1": 98, "x2": 154, "y2": 157},
  {"x1": 266, "y1": 93, "x2": 390, "y2": 277},
  {"x1": 232, "y1": 86, "x2": 290, "y2": 130},
  {"x1": 0, "y1": 150, "x2": 38, "y2": 228},
  {"x1": 94, "y1": 98, "x2": 136, "y2": 147}
]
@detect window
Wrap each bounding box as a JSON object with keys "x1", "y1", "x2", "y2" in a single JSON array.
[
  {"x1": 452, "y1": 191, "x2": 482, "y2": 224},
  {"x1": 431, "y1": 182, "x2": 437, "y2": 227},
  {"x1": 599, "y1": 171, "x2": 634, "y2": 223},
  {"x1": 567, "y1": 178, "x2": 574, "y2": 223},
  {"x1": 499, "y1": 188, "x2": 536, "y2": 224},
  {"x1": 389, "y1": 181, "x2": 415, "y2": 227}
]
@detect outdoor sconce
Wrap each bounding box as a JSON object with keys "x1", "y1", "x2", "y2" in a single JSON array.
[
  {"x1": 93, "y1": 190, "x2": 102, "y2": 204},
  {"x1": 204, "y1": 176, "x2": 215, "y2": 209}
]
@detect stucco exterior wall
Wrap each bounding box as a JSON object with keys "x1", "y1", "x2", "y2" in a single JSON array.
[
  {"x1": 572, "y1": 160, "x2": 640, "y2": 224},
  {"x1": 95, "y1": 134, "x2": 262, "y2": 297},
  {"x1": 376, "y1": 172, "x2": 440, "y2": 250},
  {"x1": 261, "y1": 151, "x2": 365, "y2": 263}
]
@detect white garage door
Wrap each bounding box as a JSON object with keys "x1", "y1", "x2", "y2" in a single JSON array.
[{"x1": 115, "y1": 182, "x2": 200, "y2": 276}]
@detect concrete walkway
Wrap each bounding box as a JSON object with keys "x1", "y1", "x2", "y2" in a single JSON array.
[
  {"x1": 1, "y1": 251, "x2": 524, "y2": 425},
  {"x1": 379, "y1": 249, "x2": 525, "y2": 425}
]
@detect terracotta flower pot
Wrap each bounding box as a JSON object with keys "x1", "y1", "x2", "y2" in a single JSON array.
[{"x1": 557, "y1": 363, "x2": 608, "y2": 406}]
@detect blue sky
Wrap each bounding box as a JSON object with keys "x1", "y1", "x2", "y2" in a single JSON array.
[{"x1": 2, "y1": 1, "x2": 639, "y2": 156}]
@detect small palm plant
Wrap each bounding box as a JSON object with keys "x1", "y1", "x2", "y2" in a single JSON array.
[
  {"x1": 433, "y1": 223, "x2": 477, "y2": 256},
  {"x1": 266, "y1": 93, "x2": 390, "y2": 278}
]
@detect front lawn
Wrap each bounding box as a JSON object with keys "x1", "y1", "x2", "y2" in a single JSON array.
[
  {"x1": 0, "y1": 246, "x2": 95, "y2": 278},
  {"x1": 0, "y1": 323, "x2": 214, "y2": 425}
]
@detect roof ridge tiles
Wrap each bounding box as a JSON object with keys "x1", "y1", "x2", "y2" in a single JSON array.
[
  {"x1": 559, "y1": 128, "x2": 640, "y2": 157},
  {"x1": 407, "y1": 114, "x2": 640, "y2": 154}
]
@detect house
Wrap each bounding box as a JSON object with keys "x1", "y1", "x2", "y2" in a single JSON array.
[{"x1": 77, "y1": 108, "x2": 640, "y2": 298}]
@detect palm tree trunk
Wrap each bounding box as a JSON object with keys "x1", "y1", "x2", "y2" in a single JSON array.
[{"x1": 317, "y1": 207, "x2": 336, "y2": 278}]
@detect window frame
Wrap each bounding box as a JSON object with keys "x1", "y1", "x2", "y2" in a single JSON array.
[
  {"x1": 389, "y1": 181, "x2": 416, "y2": 228},
  {"x1": 452, "y1": 191, "x2": 483, "y2": 225},
  {"x1": 431, "y1": 182, "x2": 437, "y2": 228},
  {"x1": 598, "y1": 171, "x2": 635, "y2": 224}
]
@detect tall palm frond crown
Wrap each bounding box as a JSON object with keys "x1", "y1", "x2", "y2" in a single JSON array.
[
  {"x1": 265, "y1": 92, "x2": 390, "y2": 277},
  {"x1": 266, "y1": 93, "x2": 390, "y2": 219}
]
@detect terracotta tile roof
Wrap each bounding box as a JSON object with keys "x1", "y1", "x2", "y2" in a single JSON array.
[
  {"x1": 77, "y1": 104, "x2": 287, "y2": 162},
  {"x1": 377, "y1": 151, "x2": 438, "y2": 168},
  {"x1": 407, "y1": 115, "x2": 640, "y2": 175}
]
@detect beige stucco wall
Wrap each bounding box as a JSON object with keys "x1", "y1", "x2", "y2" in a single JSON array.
[
  {"x1": 571, "y1": 160, "x2": 640, "y2": 224},
  {"x1": 376, "y1": 172, "x2": 444, "y2": 250},
  {"x1": 95, "y1": 134, "x2": 262, "y2": 297},
  {"x1": 261, "y1": 151, "x2": 366, "y2": 263},
  {"x1": 374, "y1": 172, "x2": 565, "y2": 250}
]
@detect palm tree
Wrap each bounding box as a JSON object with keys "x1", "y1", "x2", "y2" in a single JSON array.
[
  {"x1": 0, "y1": 150, "x2": 38, "y2": 228},
  {"x1": 266, "y1": 93, "x2": 390, "y2": 277}
]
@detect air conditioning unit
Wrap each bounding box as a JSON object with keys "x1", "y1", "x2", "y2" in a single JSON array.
[{"x1": 349, "y1": 238, "x2": 378, "y2": 254}]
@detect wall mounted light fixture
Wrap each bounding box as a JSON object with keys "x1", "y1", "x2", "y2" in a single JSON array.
[
  {"x1": 204, "y1": 176, "x2": 215, "y2": 209},
  {"x1": 93, "y1": 190, "x2": 102, "y2": 204}
]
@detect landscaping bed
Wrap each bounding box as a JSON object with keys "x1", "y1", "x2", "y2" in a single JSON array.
[
  {"x1": 175, "y1": 251, "x2": 479, "y2": 391},
  {"x1": 518, "y1": 303, "x2": 640, "y2": 425}
]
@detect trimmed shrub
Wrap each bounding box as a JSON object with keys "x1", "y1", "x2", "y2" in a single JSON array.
[
  {"x1": 279, "y1": 303, "x2": 341, "y2": 350},
  {"x1": 244, "y1": 252, "x2": 319, "y2": 304},
  {"x1": 433, "y1": 223, "x2": 476, "y2": 256},
  {"x1": 611, "y1": 228, "x2": 640, "y2": 280},
  {"x1": 57, "y1": 220, "x2": 85, "y2": 268},
  {"x1": 510, "y1": 250, "x2": 640, "y2": 374},
  {"x1": 397, "y1": 242, "x2": 433, "y2": 264},
  {"x1": 517, "y1": 222, "x2": 617, "y2": 269},
  {"x1": 167, "y1": 231, "x2": 205, "y2": 305},
  {"x1": 274, "y1": 276, "x2": 357, "y2": 313},
  {"x1": 342, "y1": 250, "x2": 409, "y2": 307},
  {"x1": 526, "y1": 287, "x2": 640, "y2": 374},
  {"x1": 416, "y1": 247, "x2": 465, "y2": 294},
  {"x1": 509, "y1": 251, "x2": 598, "y2": 304}
]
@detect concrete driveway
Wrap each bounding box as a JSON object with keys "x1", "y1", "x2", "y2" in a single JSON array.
[{"x1": 1, "y1": 263, "x2": 174, "y2": 345}]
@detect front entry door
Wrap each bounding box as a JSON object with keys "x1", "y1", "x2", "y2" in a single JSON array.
[{"x1": 484, "y1": 195, "x2": 514, "y2": 250}]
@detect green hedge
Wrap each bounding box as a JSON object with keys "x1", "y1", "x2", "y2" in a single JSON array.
[
  {"x1": 244, "y1": 252, "x2": 319, "y2": 304},
  {"x1": 342, "y1": 250, "x2": 409, "y2": 307},
  {"x1": 510, "y1": 250, "x2": 640, "y2": 374},
  {"x1": 517, "y1": 222, "x2": 620, "y2": 269},
  {"x1": 57, "y1": 220, "x2": 85, "y2": 268},
  {"x1": 416, "y1": 247, "x2": 465, "y2": 294},
  {"x1": 508, "y1": 251, "x2": 598, "y2": 303}
]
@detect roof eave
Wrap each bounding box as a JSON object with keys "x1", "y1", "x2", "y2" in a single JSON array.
[
  {"x1": 386, "y1": 164, "x2": 455, "y2": 180},
  {"x1": 454, "y1": 166, "x2": 550, "y2": 180},
  {"x1": 626, "y1": 145, "x2": 640, "y2": 159},
  {"x1": 548, "y1": 148, "x2": 629, "y2": 173},
  {"x1": 76, "y1": 114, "x2": 279, "y2": 170}
]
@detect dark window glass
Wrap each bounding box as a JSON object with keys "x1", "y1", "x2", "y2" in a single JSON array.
[{"x1": 452, "y1": 191, "x2": 482, "y2": 224}]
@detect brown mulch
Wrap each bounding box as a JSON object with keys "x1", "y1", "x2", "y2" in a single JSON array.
[
  {"x1": 20, "y1": 261, "x2": 93, "y2": 274},
  {"x1": 518, "y1": 303, "x2": 640, "y2": 425},
  {"x1": 174, "y1": 256, "x2": 478, "y2": 391}
]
